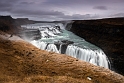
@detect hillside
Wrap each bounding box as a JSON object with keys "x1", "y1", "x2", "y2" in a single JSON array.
[{"x1": 0, "y1": 34, "x2": 124, "y2": 83}]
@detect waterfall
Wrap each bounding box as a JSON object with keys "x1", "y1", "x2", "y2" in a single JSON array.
[
  {"x1": 46, "y1": 44, "x2": 59, "y2": 53},
  {"x1": 31, "y1": 40, "x2": 109, "y2": 68},
  {"x1": 24, "y1": 22, "x2": 110, "y2": 69},
  {"x1": 31, "y1": 40, "x2": 59, "y2": 53},
  {"x1": 65, "y1": 45, "x2": 109, "y2": 68},
  {"x1": 31, "y1": 40, "x2": 47, "y2": 50},
  {"x1": 59, "y1": 44, "x2": 62, "y2": 53},
  {"x1": 39, "y1": 42, "x2": 47, "y2": 50},
  {"x1": 39, "y1": 27, "x2": 61, "y2": 38}
]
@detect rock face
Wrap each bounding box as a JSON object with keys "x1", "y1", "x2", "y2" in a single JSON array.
[
  {"x1": 70, "y1": 18, "x2": 124, "y2": 75},
  {"x1": 0, "y1": 15, "x2": 19, "y2": 34},
  {"x1": 0, "y1": 35, "x2": 124, "y2": 83}
]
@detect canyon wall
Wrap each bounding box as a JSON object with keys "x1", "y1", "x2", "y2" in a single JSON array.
[{"x1": 70, "y1": 18, "x2": 124, "y2": 75}]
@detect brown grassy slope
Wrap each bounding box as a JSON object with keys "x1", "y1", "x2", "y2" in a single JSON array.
[{"x1": 0, "y1": 36, "x2": 124, "y2": 83}]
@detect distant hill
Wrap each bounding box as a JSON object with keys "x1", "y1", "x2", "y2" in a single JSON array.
[{"x1": 14, "y1": 18, "x2": 36, "y2": 25}]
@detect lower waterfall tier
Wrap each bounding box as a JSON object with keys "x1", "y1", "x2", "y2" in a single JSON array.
[{"x1": 31, "y1": 40, "x2": 110, "y2": 69}]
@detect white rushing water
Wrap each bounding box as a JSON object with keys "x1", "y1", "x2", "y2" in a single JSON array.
[
  {"x1": 65, "y1": 45, "x2": 109, "y2": 68},
  {"x1": 22, "y1": 23, "x2": 110, "y2": 69}
]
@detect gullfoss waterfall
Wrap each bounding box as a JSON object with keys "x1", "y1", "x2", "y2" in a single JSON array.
[{"x1": 22, "y1": 23, "x2": 110, "y2": 69}]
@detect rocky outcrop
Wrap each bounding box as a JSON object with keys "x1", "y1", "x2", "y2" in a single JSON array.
[
  {"x1": 70, "y1": 18, "x2": 124, "y2": 75},
  {"x1": 54, "y1": 40, "x2": 74, "y2": 54},
  {"x1": 0, "y1": 15, "x2": 20, "y2": 34},
  {"x1": 0, "y1": 35, "x2": 124, "y2": 83}
]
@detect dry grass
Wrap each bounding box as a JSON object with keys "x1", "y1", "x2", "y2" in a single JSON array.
[
  {"x1": 0, "y1": 74, "x2": 91, "y2": 83},
  {"x1": 0, "y1": 36, "x2": 124, "y2": 83}
]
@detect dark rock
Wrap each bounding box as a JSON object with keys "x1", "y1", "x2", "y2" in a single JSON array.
[
  {"x1": 54, "y1": 40, "x2": 74, "y2": 54},
  {"x1": 61, "y1": 40, "x2": 74, "y2": 45},
  {"x1": 0, "y1": 15, "x2": 19, "y2": 34},
  {"x1": 70, "y1": 18, "x2": 124, "y2": 75},
  {"x1": 53, "y1": 25, "x2": 63, "y2": 32},
  {"x1": 54, "y1": 25, "x2": 61, "y2": 31}
]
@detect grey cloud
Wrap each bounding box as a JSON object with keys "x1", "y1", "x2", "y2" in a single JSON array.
[
  {"x1": 0, "y1": 0, "x2": 18, "y2": 7},
  {"x1": 11, "y1": 8, "x2": 99, "y2": 21},
  {"x1": 0, "y1": 2, "x2": 12, "y2": 11},
  {"x1": 93, "y1": 6, "x2": 108, "y2": 10},
  {"x1": 38, "y1": 14, "x2": 99, "y2": 21},
  {"x1": 58, "y1": 14, "x2": 99, "y2": 20},
  {"x1": 11, "y1": 9, "x2": 64, "y2": 16},
  {"x1": 43, "y1": 0, "x2": 124, "y2": 6},
  {"x1": 20, "y1": 1, "x2": 36, "y2": 5},
  {"x1": 20, "y1": 2, "x2": 31, "y2": 4},
  {"x1": 0, "y1": 0, "x2": 19, "y2": 12},
  {"x1": 44, "y1": 0, "x2": 101, "y2": 5},
  {"x1": 110, "y1": 13, "x2": 124, "y2": 17},
  {"x1": 1, "y1": 0, "x2": 124, "y2": 21},
  {"x1": 0, "y1": 6, "x2": 12, "y2": 12},
  {"x1": 42, "y1": 0, "x2": 99, "y2": 7}
]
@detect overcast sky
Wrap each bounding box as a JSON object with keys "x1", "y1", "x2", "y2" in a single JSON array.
[{"x1": 0, "y1": 0, "x2": 124, "y2": 21}]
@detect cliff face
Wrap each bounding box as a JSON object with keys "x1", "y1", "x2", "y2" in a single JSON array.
[
  {"x1": 70, "y1": 18, "x2": 124, "y2": 75},
  {"x1": 0, "y1": 16, "x2": 19, "y2": 34}
]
